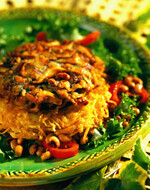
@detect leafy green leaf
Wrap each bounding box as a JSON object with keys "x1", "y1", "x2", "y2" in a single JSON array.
[
  {"x1": 132, "y1": 138, "x2": 150, "y2": 171},
  {"x1": 101, "y1": 161, "x2": 147, "y2": 190},
  {"x1": 146, "y1": 35, "x2": 150, "y2": 49},
  {"x1": 0, "y1": 149, "x2": 5, "y2": 163},
  {"x1": 64, "y1": 166, "x2": 107, "y2": 190},
  {"x1": 85, "y1": 93, "x2": 139, "y2": 147},
  {"x1": 101, "y1": 178, "x2": 122, "y2": 190},
  {"x1": 120, "y1": 161, "x2": 147, "y2": 183},
  {"x1": 87, "y1": 128, "x2": 105, "y2": 148},
  {"x1": 101, "y1": 178, "x2": 145, "y2": 190},
  {"x1": 105, "y1": 117, "x2": 124, "y2": 138},
  {"x1": 0, "y1": 134, "x2": 17, "y2": 162},
  {"x1": 105, "y1": 56, "x2": 122, "y2": 80},
  {"x1": 114, "y1": 93, "x2": 138, "y2": 119},
  {"x1": 89, "y1": 36, "x2": 141, "y2": 81}
]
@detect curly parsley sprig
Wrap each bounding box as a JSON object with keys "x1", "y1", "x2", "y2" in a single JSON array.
[
  {"x1": 0, "y1": 135, "x2": 17, "y2": 162},
  {"x1": 87, "y1": 94, "x2": 139, "y2": 148}
]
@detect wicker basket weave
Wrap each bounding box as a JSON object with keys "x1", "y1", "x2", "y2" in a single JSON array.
[{"x1": 0, "y1": 0, "x2": 149, "y2": 26}]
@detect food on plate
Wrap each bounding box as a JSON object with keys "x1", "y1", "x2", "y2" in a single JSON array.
[
  {"x1": 0, "y1": 31, "x2": 149, "y2": 161},
  {"x1": 0, "y1": 31, "x2": 110, "y2": 159}
]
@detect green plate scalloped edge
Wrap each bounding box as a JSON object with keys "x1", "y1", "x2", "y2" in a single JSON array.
[{"x1": 0, "y1": 8, "x2": 149, "y2": 186}]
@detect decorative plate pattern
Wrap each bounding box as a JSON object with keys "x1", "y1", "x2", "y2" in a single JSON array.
[{"x1": 0, "y1": 8, "x2": 149, "y2": 186}]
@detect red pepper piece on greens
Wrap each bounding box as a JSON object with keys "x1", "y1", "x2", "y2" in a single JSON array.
[
  {"x1": 36, "y1": 32, "x2": 47, "y2": 41},
  {"x1": 76, "y1": 30, "x2": 100, "y2": 45},
  {"x1": 138, "y1": 88, "x2": 149, "y2": 103},
  {"x1": 43, "y1": 140, "x2": 79, "y2": 159}
]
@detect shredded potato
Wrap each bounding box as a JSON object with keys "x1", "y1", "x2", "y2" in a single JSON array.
[
  {"x1": 0, "y1": 39, "x2": 111, "y2": 141},
  {"x1": 0, "y1": 84, "x2": 110, "y2": 139}
]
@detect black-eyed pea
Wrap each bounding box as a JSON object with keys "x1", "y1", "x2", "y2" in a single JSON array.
[
  {"x1": 10, "y1": 139, "x2": 17, "y2": 150},
  {"x1": 124, "y1": 76, "x2": 136, "y2": 88},
  {"x1": 36, "y1": 146, "x2": 45, "y2": 157},
  {"x1": 129, "y1": 82, "x2": 135, "y2": 88},
  {"x1": 48, "y1": 136, "x2": 60, "y2": 147},
  {"x1": 133, "y1": 83, "x2": 143, "y2": 94},
  {"x1": 133, "y1": 107, "x2": 140, "y2": 115},
  {"x1": 41, "y1": 151, "x2": 51, "y2": 161},
  {"x1": 58, "y1": 134, "x2": 72, "y2": 142},
  {"x1": 29, "y1": 144, "x2": 37, "y2": 155},
  {"x1": 122, "y1": 121, "x2": 129, "y2": 128},
  {"x1": 116, "y1": 115, "x2": 121, "y2": 121},
  {"x1": 124, "y1": 76, "x2": 133, "y2": 86},
  {"x1": 45, "y1": 133, "x2": 53, "y2": 144},
  {"x1": 122, "y1": 114, "x2": 131, "y2": 120},
  {"x1": 56, "y1": 73, "x2": 70, "y2": 80},
  {"x1": 126, "y1": 114, "x2": 131, "y2": 120},
  {"x1": 119, "y1": 84, "x2": 129, "y2": 93},
  {"x1": 109, "y1": 102, "x2": 117, "y2": 112},
  {"x1": 132, "y1": 77, "x2": 143, "y2": 85},
  {"x1": 17, "y1": 138, "x2": 23, "y2": 145},
  {"x1": 15, "y1": 145, "x2": 23, "y2": 157}
]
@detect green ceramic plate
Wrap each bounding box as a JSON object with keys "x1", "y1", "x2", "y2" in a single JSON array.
[{"x1": 0, "y1": 8, "x2": 150, "y2": 186}]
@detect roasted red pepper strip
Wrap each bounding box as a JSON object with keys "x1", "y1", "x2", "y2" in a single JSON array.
[
  {"x1": 139, "y1": 88, "x2": 149, "y2": 103},
  {"x1": 36, "y1": 32, "x2": 47, "y2": 41},
  {"x1": 76, "y1": 30, "x2": 100, "y2": 45},
  {"x1": 109, "y1": 80, "x2": 123, "y2": 106},
  {"x1": 43, "y1": 140, "x2": 79, "y2": 159}
]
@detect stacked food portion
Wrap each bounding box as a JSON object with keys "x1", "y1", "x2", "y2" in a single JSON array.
[{"x1": 0, "y1": 31, "x2": 112, "y2": 159}]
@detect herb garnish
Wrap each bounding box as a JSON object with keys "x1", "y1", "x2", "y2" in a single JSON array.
[
  {"x1": 64, "y1": 138, "x2": 150, "y2": 190},
  {"x1": 87, "y1": 94, "x2": 139, "y2": 148},
  {"x1": 114, "y1": 93, "x2": 138, "y2": 120},
  {"x1": 0, "y1": 135, "x2": 17, "y2": 162}
]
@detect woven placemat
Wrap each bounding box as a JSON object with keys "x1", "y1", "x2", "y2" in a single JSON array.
[
  {"x1": 0, "y1": 0, "x2": 149, "y2": 26},
  {"x1": 1, "y1": 0, "x2": 150, "y2": 44}
]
